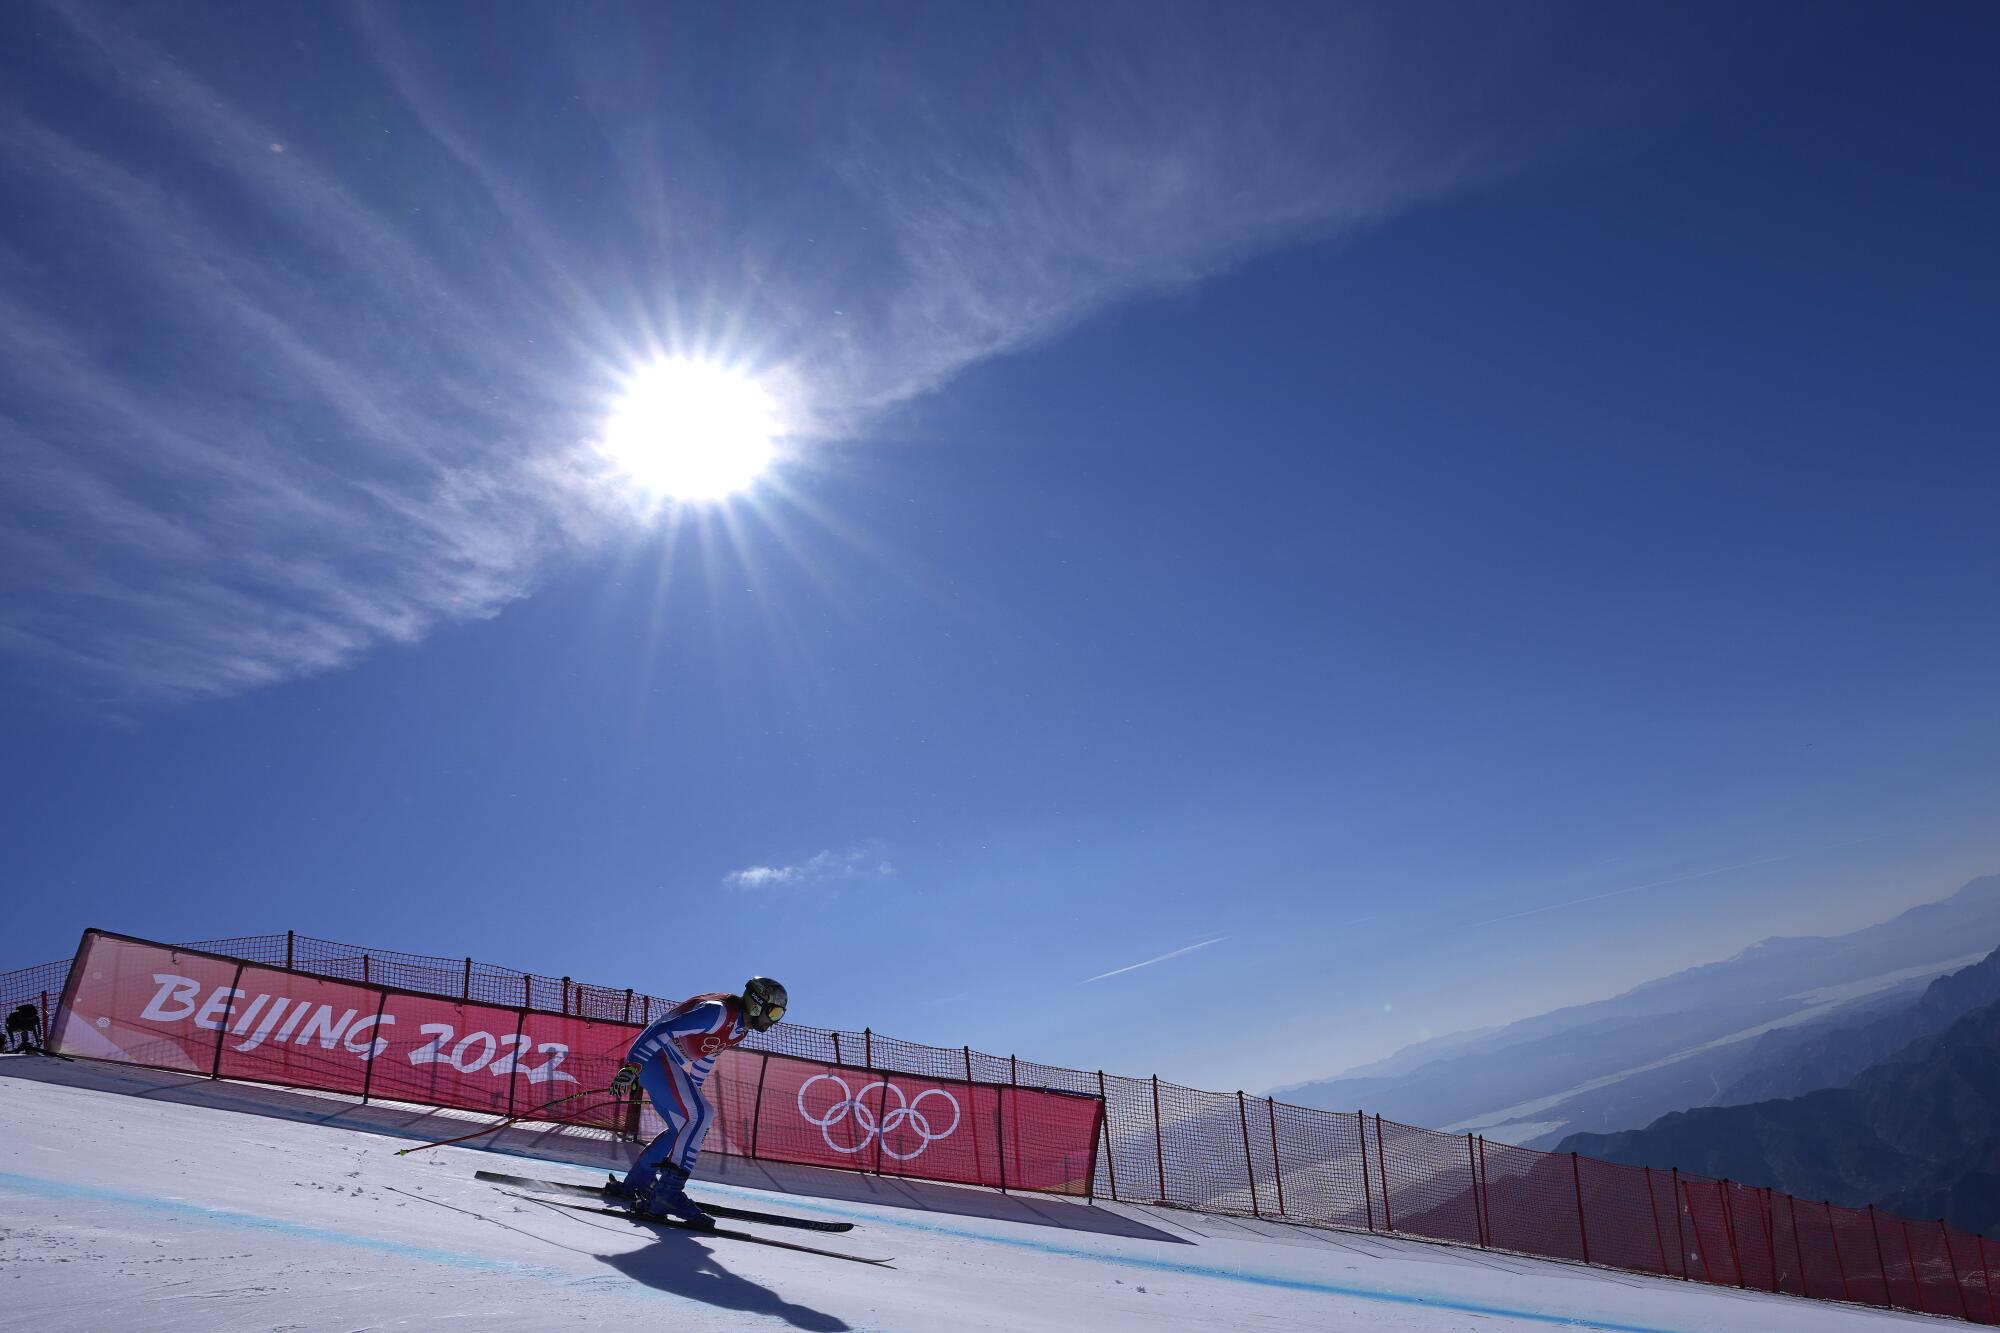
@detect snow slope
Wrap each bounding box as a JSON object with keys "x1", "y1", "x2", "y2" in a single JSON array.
[{"x1": 0, "y1": 1057, "x2": 1938, "y2": 1332}]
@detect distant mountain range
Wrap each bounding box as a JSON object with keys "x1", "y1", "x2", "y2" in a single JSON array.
[
  {"x1": 1560, "y1": 950, "x2": 2000, "y2": 1237},
  {"x1": 1274, "y1": 874, "x2": 2000, "y2": 1150}
]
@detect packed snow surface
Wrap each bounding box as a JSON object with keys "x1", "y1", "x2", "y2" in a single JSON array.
[{"x1": 0, "y1": 1057, "x2": 1934, "y2": 1331}]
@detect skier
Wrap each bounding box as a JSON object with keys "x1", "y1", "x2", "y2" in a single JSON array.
[{"x1": 606, "y1": 976, "x2": 788, "y2": 1227}]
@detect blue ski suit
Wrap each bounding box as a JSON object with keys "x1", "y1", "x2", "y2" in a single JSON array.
[{"x1": 621, "y1": 994, "x2": 747, "y2": 1200}]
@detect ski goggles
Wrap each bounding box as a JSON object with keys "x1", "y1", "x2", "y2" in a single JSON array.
[{"x1": 749, "y1": 1000, "x2": 786, "y2": 1023}]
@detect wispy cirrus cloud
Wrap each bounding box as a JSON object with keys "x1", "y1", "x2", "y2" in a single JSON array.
[
  {"x1": 1081, "y1": 935, "x2": 1229, "y2": 985},
  {"x1": 0, "y1": 1, "x2": 1715, "y2": 706},
  {"x1": 724, "y1": 844, "x2": 896, "y2": 891}
]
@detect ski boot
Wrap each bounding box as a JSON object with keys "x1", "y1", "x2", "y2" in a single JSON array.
[{"x1": 641, "y1": 1163, "x2": 714, "y2": 1230}]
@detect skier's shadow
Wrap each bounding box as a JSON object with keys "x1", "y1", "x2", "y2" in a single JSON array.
[{"x1": 600, "y1": 1236, "x2": 852, "y2": 1331}]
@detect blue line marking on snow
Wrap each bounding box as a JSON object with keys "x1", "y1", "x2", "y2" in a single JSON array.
[
  {"x1": 486, "y1": 1149, "x2": 1702, "y2": 1333},
  {"x1": 0, "y1": 1170, "x2": 555, "y2": 1279}
]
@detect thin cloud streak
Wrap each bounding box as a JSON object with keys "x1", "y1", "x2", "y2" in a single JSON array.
[{"x1": 1081, "y1": 935, "x2": 1229, "y2": 985}]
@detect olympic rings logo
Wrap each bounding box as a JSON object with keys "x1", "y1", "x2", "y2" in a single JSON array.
[{"x1": 796, "y1": 1073, "x2": 962, "y2": 1161}]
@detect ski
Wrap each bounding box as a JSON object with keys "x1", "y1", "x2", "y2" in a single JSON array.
[
  {"x1": 474, "y1": 1170, "x2": 855, "y2": 1232},
  {"x1": 505, "y1": 1193, "x2": 893, "y2": 1266}
]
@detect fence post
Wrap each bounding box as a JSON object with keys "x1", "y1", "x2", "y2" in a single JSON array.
[
  {"x1": 505, "y1": 1009, "x2": 524, "y2": 1118},
  {"x1": 1980, "y1": 1235, "x2": 1997, "y2": 1326},
  {"x1": 1375, "y1": 1115, "x2": 1394, "y2": 1231},
  {"x1": 561, "y1": 977, "x2": 571, "y2": 1016},
  {"x1": 1686, "y1": 1174, "x2": 1721, "y2": 1285},
  {"x1": 1010, "y1": 1054, "x2": 1018, "y2": 1086},
  {"x1": 1785, "y1": 1193, "x2": 1806, "y2": 1297},
  {"x1": 1761, "y1": 1188, "x2": 1779, "y2": 1293},
  {"x1": 359, "y1": 988, "x2": 386, "y2": 1105},
  {"x1": 622, "y1": 989, "x2": 632, "y2": 1024},
  {"x1": 1941, "y1": 1220, "x2": 1968, "y2": 1321},
  {"x1": 963, "y1": 1046, "x2": 983, "y2": 1186},
  {"x1": 1358, "y1": 1111, "x2": 1375, "y2": 1232},
  {"x1": 1902, "y1": 1218, "x2": 1927, "y2": 1314},
  {"x1": 1096, "y1": 1072, "x2": 1119, "y2": 1201},
  {"x1": 362, "y1": 952, "x2": 370, "y2": 984},
  {"x1": 1150, "y1": 1076, "x2": 1167, "y2": 1204},
  {"x1": 285, "y1": 930, "x2": 294, "y2": 971},
  {"x1": 1712, "y1": 1176, "x2": 1744, "y2": 1280},
  {"x1": 641, "y1": 993, "x2": 650, "y2": 1023},
  {"x1": 749, "y1": 1052, "x2": 770, "y2": 1160},
  {"x1": 1269, "y1": 1099, "x2": 1287, "y2": 1218},
  {"x1": 1478, "y1": 1136, "x2": 1493, "y2": 1248},
  {"x1": 210, "y1": 963, "x2": 245, "y2": 1078},
  {"x1": 1470, "y1": 1135, "x2": 1488, "y2": 1248},
  {"x1": 462, "y1": 958, "x2": 472, "y2": 1001},
  {"x1": 1570, "y1": 1152, "x2": 1590, "y2": 1264},
  {"x1": 1824, "y1": 1202, "x2": 1852, "y2": 1303},
  {"x1": 37, "y1": 991, "x2": 50, "y2": 1052},
  {"x1": 1869, "y1": 1205, "x2": 1892, "y2": 1308},
  {"x1": 523, "y1": 974, "x2": 531, "y2": 1010},
  {"x1": 864, "y1": 1028, "x2": 872, "y2": 1067},
  {"x1": 996, "y1": 1064, "x2": 1009, "y2": 1195},
  {"x1": 1645, "y1": 1166, "x2": 1667, "y2": 1274},
  {"x1": 1236, "y1": 1092, "x2": 1259, "y2": 1217},
  {"x1": 832, "y1": 1032, "x2": 842, "y2": 1064}
]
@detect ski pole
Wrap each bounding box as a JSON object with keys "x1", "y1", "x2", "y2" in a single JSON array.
[{"x1": 393, "y1": 1088, "x2": 607, "y2": 1156}]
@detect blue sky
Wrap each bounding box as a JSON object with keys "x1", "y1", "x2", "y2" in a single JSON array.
[{"x1": 3, "y1": 2, "x2": 1997, "y2": 1095}]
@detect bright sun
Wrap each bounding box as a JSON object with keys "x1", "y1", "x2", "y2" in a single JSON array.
[{"x1": 600, "y1": 359, "x2": 778, "y2": 500}]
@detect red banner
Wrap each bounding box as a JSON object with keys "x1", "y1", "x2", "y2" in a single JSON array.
[
  {"x1": 698, "y1": 1050, "x2": 1103, "y2": 1193},
  {"x1": 55, "y1": 932, "x2": 632, "y2": 1130},
  {"x1": 52, "y1": 931, "x2": 1104, "y2": 1195}
]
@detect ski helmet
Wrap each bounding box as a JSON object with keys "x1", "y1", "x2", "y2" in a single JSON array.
[{"x1": 743, "y1": 976, "x2": 788, "y2": 1030}]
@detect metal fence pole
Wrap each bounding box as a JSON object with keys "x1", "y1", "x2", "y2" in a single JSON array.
[
  {"x1": 1375, "y1": 1115, "x2": 1394, "y2": 1231},
  {"x1": 1268, "y1": 1099, "x2": 1287, "y2": 1218},
  {"x1": 1470, "y1": 1135, "x2": 1489, "y2": 1248},
  {"x1": 1671, "y1": 1169, "x2": 1688, "y2": 1280},
  {"x1": 1800, "y1": 1184, "x2": 1816, "y2": 1288},
  {"x1": 1644, "y1": 1167, "x2": 1668, "y2": 1274},
  {"x1": 864, "y1": 1028, "x2": 872, "y2": 1067},
  {"x1": 362, "y1": 952, "x2": 371, "y2": 984},
  {"x1": 1151, "y1": 1076, "x2": 1166, "y2": 1205},
  {"x1": 622, "y1": 989, "x2": 632, "y2": 1024},
  {"x1": 1761, "y1": 1188, "x2": 1779, "y2": 1293},
  {"x1": 1980, "y1": 1235, "x2": 1997, "y2": 1326},
  {"x1": 461, "y1": 958, "x2": 472, "y2": 1001},
  {"x1": 360, "y1": 988, "x2": 387, "y2": 1105},
  {"x1": 1358, "y1": 1111, "x2": 1375, "y2": 1232},
  {"x1": 1236, "y1": 1092, "x2": 1259, "y2": 1217},
  {"x1": 1870, "y1": 1205, "x2": 1892, "y2": 1308},
  {"x1": 1824, "y1": 1202, "x2": 1851, "y2": 1303},
  {"x1": 37, "y1": 991, "x2": 50, "y2": 1052},
  {"x1": 210, "y1": 963, "x2": 245, "y2": 1078},
  {"x1": 1902, "y1": 1218, "x2": 1927, "y2": 1315},
  {"x1": 832, "y1": 1032, "x2": 842, "y2": 1064},
  {"x1": 285, "y1": 930, "x2": 294, "y2": 971},
  {"x1": 1098, "y1": 1071, "x2": 1119, "y2": 1202},
  {"x1": 1472, "y1": 1128, "x2": 1488, "y2": 1248},
  {"x1": 1720, "y1": 1181, "x2": 1745, "y2": 1287},
  {"x1": 749, "y1": 1052, "x2": 771, "y2": 1160},
  {"x1": 1571, "y1": 1152, "x2": 1590, "y2": 1264},
  {"x1": 1941, "y1": 1220, "x2": 1968, "y2": 1321}
]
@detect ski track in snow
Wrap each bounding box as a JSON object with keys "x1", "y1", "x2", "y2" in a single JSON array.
[{"x1": 0, "y1": 1058, "x2": 1935, "y2": 1331}]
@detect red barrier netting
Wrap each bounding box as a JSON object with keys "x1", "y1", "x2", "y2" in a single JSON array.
[
  {"x1": 1575, "y1": 1154, "x2": 1674, "y2": 1277},
  {"x1": 1374, "y1": 1117, "x2": 1482, "y2": 1246},
  {"x1": 48, "y1": 930, "x2": 1101, "y2": 1195},
  {"x1": 1480, "y1": 1136, "x2": 1589, "y2": 1264},
  {"x1": 16, "y1": 926, "x2": 2000, "y2": 1325}
]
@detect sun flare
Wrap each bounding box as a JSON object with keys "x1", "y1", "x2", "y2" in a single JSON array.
[{"x1": 601, "y1": 359, "x2": 778, "y2": 500}]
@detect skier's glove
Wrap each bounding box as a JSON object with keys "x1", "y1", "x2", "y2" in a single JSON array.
[{"x1": 610, "y1": 1062, "x2": 642, "y2": 1099}]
